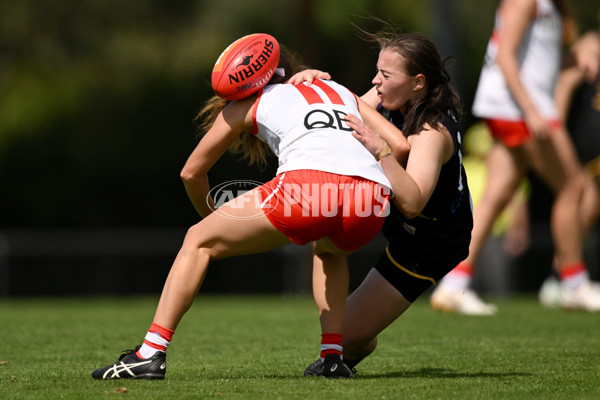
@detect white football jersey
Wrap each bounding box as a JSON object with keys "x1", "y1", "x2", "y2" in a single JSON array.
[
  {"x1": 252, "y1": 79, "x2": 391, "y2": 190},
  {"x1": 472, "y1": 0, "x2": 562, "y2": 120}
]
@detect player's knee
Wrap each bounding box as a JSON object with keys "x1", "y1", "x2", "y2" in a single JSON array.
[
  {"x1": 556, "y1": 173, "x2": 585, "y2": 201},
  {"x1": 182, "y1": 224, "x2": 219, "y2": 259},
  {"x1": 571, "y1": 172, "x2": 587, "y2": 193},
  {"x1": 480, "y1": 185, "x2": 516, "y2": 213}
]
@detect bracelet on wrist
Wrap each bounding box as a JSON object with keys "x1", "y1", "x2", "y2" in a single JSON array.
[{"x1": 376, "y1": 143, "x2": 392, "y2": 161}]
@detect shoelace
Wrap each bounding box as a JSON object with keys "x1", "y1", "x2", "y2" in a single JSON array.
[{"x1": 118, "y1": 346, "x2": 140, "y2": 361}]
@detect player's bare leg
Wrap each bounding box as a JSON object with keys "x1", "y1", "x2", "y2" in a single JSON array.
[{"x1": 92, "y1": 188, "x2": 291, "y2": 379}]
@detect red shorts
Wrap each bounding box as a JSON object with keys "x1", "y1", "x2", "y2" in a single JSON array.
[
  {"x1": 259, "y1": 170, "x2": 390, "y2": 252},
  {"x1": 485, "y1": 118, "x2": 562, "y2": 148}
]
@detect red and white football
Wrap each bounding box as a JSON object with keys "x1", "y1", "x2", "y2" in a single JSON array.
[{"x1": 211, "y1": 33, "x2": 280, "y2": 100}]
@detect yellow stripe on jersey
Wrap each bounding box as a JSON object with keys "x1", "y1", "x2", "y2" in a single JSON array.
[{"x1": 385, "y1": 246, "x2": 437, "y2": 285}]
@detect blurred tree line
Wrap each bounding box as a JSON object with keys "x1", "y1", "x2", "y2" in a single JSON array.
[{"x1": 1, "y1": 0, "x2": 598, "y2": 229}]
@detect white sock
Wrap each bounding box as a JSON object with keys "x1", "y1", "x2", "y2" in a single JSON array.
[{"x1": 138, "y1": 331, "x2": 169, "y2": 359}]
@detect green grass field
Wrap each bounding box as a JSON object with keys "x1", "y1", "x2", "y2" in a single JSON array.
[{"x1": 1, "y1": 295, "x2": 598, "y2": 399}]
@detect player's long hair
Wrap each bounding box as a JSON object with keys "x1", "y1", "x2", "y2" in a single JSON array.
[
  {"x1": 195, "y1": 45, "x2": 305, "y2": 169},
  {"x1": 552, "y1": 0, "x2": 578, "y2": 46},
  {"x1": 358, "y1": 24, "x2": 462, "y2": 137}
]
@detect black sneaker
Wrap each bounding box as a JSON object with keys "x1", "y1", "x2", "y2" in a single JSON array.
[
  {"x1": 303, "y1": 358, "x2": 323, "y2": 376},
  {"x1": 322, "y1": 354, "x2": 355, "y2": 378},
  {"x1": 92, "y1": 346, "x2": 166, "y2": 380},
  {"x1": 304, "y1": 355, "x2": 356, "y2": 378}
]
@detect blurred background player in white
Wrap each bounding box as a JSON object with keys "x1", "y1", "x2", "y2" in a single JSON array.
[
  {"x1": 431, "y1": 0, "x2": 600, "y2": 314},
  {"x1": 91, "y1": 37, "x2": 408, "y2": 380},
  {"x1": 540, "y1": 22, "x2": 600, "y2": 306}
]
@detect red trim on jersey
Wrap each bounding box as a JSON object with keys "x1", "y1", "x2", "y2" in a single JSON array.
[
  {"x1": 312, "y1": 80, "x2": 345, "y2": 105},
  {"x1": 250, "y1": 89, "x2": 264, "y2": 135},
  {"x1": 293, "y1": 83, "x2": 323, "y2": 104},
  {"x1": 351, "y1": 92, "x2": 359, "y2": 106},
  {"x1": 294, "y1": 80, "x2": 348, "y2": 105},
  {"x1": 491, "y1": 30, "x2": 500, "y2": 45}
]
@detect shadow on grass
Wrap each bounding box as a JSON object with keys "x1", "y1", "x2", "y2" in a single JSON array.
[
  {"x1": 194, "y1": 368, "x2": 532, "y2": 381},
  {"x1": 359, "y1": 367, "x2": 533, "y2": 379}
]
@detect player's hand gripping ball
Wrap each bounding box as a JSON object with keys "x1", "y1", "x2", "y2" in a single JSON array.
[{"x1": 211, "y1": 33, "x2": 280, "y2": 100}]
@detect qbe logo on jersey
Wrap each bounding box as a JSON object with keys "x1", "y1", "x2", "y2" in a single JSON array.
[{"x1": 207, "y1": 180, "x2": 277, "y2": 220}]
